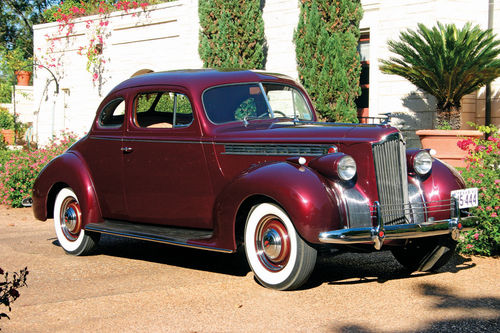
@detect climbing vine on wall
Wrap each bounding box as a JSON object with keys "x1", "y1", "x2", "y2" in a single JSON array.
[
  {"x1": 294, "y1": 0, "x2": 363, "y2": 122},
  {"x1": 39, "y1": 0, "x2": 162, "y2": 82},
  {"x1": 199, "y1": 0, "x2": 266, "y2": 69}
]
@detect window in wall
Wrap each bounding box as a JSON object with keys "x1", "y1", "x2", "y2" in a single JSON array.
[{"x1": 356, "y1": 32, "x2": 370, "y2": 123}]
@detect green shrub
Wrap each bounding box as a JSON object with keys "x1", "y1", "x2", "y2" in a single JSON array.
[
  {"x1": 294, "y1": 0, "x2": 363, "y2": 122},
  {"x1": 457, "y1": 124, "x2": 500, "y2": 256},
  {"x1": 199, "y1": 0, "x2": 266, "y2": 69},
  {"x1": 0, "y1": 108, "x2": 14, "y2": 130},
  {"x1": 0, "y1": 133, "x2": 78, "y2": 207}
]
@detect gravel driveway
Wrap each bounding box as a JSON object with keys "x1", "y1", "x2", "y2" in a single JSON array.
[{"x1": 1, "y1": 206, "x2": 499, "y2": 332}]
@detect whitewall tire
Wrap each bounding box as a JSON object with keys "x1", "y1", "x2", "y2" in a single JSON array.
[
  {"x1": 244, "y1": 203, "x2": 317, "y2": 290},
  {"x1": 54, "y1": 188, "x2": 99, "y2": 255}
]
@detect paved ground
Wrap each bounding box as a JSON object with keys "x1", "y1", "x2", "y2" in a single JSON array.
[{"x1": 0, "y1": 206, "x2": 499, "y2": 332}]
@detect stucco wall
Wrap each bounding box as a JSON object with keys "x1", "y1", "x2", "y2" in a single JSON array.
[
  {"x1": 33, "y1": 0, "x2": 202, "y2": 144},
  {"x1": 33, "y1": 0, "x2": 500, "y2": 145}
]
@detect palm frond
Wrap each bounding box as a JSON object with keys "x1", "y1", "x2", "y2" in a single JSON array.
[{"x1": 380, "y1": 22, "x2": 500, "y2": 111}]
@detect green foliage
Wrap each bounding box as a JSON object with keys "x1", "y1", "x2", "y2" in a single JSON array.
[
  {"x1": 42, "y1": 0, "x2": 168, "y2": 22},
  {"x1": 294, "y1": 0, "x2": 362, "y2": 123},
  {"x1": 380, "y1": 22, "x2": 500, "y2": 130},
  {"x1": 0, "y1": 1, "x2": 56, "y2": 59},
  {"x1": 436, "y1": 121, "x2": 453, "y2": 130},
  {"x1": 0, "y1": 132, "x2": 78, "y2": 207},
  {"x1": 199, "y1": 0, "x2": 266, "y2": 69},
  {"x1": 0, "y1": 108, "x2": 15, "y2": 130},
  {"x1": 0, "y1": 80, "x2": 12, "y2": 103},
  {"x1": 456, "y1": 124, "x2": 500, "y2": 256},
  {"x1": 0, "y1": 267, "x2": 29, "y2": 322}
]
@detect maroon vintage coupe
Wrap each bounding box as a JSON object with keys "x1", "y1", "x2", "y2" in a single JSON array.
[{"x1": 33, "y1": 70, "x2": 478, "y2": 290}]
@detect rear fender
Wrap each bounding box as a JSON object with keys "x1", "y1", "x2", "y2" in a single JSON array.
[
  {"x1": 32, "y1": 152, "x2": 102, "y2": 226},
  {"x1": 212, "y1": 162, "x2": 341, "y2": 250}
]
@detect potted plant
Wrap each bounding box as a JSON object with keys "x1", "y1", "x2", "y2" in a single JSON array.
[
  {"x1": 0, "y1": 107, "x2": 15, "y2": 145},
  {"x1": 0, "y1": 46, "x2": 33, "y2": 86},
  {"x1": 380, "y1": 22, "x2": 500, "y2": 167}
]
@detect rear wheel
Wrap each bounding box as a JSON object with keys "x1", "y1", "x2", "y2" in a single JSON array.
[
  {"x1": 54, "y1": 188, "x2": 100, "y2": 255},
  {"x1": 391, "y1": 236, "x2": 457, "y2": 272},
  {"x1": 244, "y1": 203, "x2": 317, "y2": 290}
]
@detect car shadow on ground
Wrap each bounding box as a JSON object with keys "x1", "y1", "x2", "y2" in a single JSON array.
[
  {"x1": 54, "y1": 234, "x2": 251, "y2": 277},
  {"x1": 53, "y1": 237, "x2": 476, "y2": 287},
  {"x1": 333, "y1": 282, "x2": 500, "y2": 332},
  {"x1": 301, "y1": 251, "x2": 476, "y2": 290}
]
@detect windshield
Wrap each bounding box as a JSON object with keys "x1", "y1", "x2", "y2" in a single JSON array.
[{"x1": 203, "y1": 83, "x2": 314, "y2": 124}]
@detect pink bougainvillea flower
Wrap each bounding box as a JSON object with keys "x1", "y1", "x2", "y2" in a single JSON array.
[
  {"x1": 474, "y1": 233, "x2": 479, "y2": 240},
  {"x1": 492, "y1": 212, "x2": 498, "y2": 218},
  {"x1": 466, "y1": 244, "x2": 474, "y2": 249}
]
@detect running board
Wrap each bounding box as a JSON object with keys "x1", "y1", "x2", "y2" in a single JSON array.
[{"x1": 85, "y1": 220, "x2": 232, "y2": 253}]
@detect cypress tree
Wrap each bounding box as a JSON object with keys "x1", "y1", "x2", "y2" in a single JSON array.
[
  {"x1": 199, "y1": 0, "x2": 266, "y2": 69},
  {"x1": 294, "y1": 0, "x2": 363, "y2": 122}
]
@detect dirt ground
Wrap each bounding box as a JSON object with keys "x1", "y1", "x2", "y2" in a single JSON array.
[{"x1": 0, "y1": 205, "x2": 499, "y2": 332}]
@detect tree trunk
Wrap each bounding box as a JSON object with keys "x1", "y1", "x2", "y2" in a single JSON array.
[{"x1": 436, "y1": 106, "x2": 461, "y2": 130}]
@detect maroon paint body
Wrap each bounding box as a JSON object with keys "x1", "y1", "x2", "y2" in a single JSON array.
[{"x1": 32, "y1": 70, "x2": 468, "y2": 252}]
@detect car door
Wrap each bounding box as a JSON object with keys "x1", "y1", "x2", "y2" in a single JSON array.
[
  {"x1": 83, "y1": 95, "x2": 127, "y2": 220},
  {"x1": 122, "y1": 86, "x2": 214, "y2": 229}
]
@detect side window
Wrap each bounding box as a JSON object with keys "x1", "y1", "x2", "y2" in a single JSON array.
[
  {"x1": 98, "y1": 98, "x2": 125, "y2": 127},
  {"x1": 134, "y1": 91, "x2": 193, "y2": 129}
]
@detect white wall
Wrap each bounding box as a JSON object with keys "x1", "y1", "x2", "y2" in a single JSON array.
[
  {"x1": 33, "y1": 0, "x2": 202, "y2": 145},
  {"x1": 33, "y1": 0, "x2": 500, "y2": 145}
]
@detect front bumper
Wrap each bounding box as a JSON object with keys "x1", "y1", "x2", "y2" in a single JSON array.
[{"x1": 319, "y1": 216, "x2": 479, "y2": 250}]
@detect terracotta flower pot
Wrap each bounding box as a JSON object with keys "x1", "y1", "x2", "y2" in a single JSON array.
[
  {"x1": 0, "y1": 129, "x2": 15, "y2": 145},
  {"x1": 416, "y1": 129, "x2": 483, "y2": 168},
  {"x1": 14, "y1": 70, "x2": 32, "y2": 86}
]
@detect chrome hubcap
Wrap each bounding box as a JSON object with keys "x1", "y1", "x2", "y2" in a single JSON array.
[
  {"x1": 64, "y1": 206, "x2": 78, "y2": 232},
  {"x1": 262, "y1": 228, "x2": 282, "y2": 260},
  {"x1": 255, "y1": 216, "x2": 290, "y2": 272},
  {"x1": 60, "y1": 198, "x2": 81, "y2": 241}
]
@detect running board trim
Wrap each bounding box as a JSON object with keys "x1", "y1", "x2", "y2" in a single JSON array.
[{"x1": 85, "y1": 220, "x2": 233, "y2": 253}]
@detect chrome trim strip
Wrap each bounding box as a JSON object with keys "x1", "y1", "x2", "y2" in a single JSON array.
[
  {"x1": 318, "y1": 216, "x2": 479, "y2": 250},
  {"x1": 85, "y1": 225, "x2": 233, "y2": 253},
  {"x1": 89, "y1": 136, "x2": 212, "y2": 145},
  {"x1": 222, "y1": 143, "x2": 330, "y2": 156},
  {"x1": 89, "y1": 136, "x2": 122, "y2": 141}
]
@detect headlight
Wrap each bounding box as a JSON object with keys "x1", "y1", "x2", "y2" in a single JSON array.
[
  {"x1": 337, "y1": 155, "x2": 357, "y2": 181},
  {"x1": 414, "y1": 150, "x2": 432, "y2": 175}
]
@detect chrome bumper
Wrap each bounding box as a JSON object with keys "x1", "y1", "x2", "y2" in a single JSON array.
[{"x1": 318, "y1": 216, "x2": 479, "y2": 250}]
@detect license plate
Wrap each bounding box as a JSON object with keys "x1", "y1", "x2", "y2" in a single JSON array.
[{"x1": 451, "y1": 188, "x2": 478, "y2": 209}]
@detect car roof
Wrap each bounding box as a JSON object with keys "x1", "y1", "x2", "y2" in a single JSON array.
[{"x1": 108, "y1": 69, "x2": 298, "y2": 95}]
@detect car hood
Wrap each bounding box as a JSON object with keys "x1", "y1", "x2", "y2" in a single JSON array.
[{"x1": 211, "y1": 120, "x2": 399, "y2": 144}]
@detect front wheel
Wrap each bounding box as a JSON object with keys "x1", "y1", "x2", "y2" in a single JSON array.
[
  {"x1": 54, "y1": 188, "x2": 100, "y2": 255},
  {"x1": 244, "y1": 203, "x2": 317, "y2": 290},
  {"x1": 391, "y1": 236, "x2": 457, "y2": 272}
]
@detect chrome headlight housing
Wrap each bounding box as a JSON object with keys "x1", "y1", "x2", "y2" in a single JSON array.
[
  {"x1": 413, "y1": 150, "x2": 432, "y2": 175},
  {"x1": 337, "y1": 155, "x2": 357, "y2": 181}
]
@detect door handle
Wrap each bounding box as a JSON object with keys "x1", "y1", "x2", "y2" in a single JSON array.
[{"x1": 121, "y1": 147, "x2": 133, "y2": 153}]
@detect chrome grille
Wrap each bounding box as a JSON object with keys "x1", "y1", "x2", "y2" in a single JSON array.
[
  {"x1": 372, "y1": 133, "x2": 410, "y2": 225},
  {"x1": 223, "y1": 144, "x2": 329, "y2": 156}
]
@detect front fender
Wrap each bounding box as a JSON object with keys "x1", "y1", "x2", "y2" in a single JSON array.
[
  {"x1": 411, "y1": 158, "x2": 466, "y2": 220},
  {"x1": 213, "y1": 162, "x2": 341, "y2": 250},
  {"x1": 420, "y1": 159, "x2": 466, "y2": 200},
  {"x1": 32, "y1": 152, "x2": 102, "y2": 226}
]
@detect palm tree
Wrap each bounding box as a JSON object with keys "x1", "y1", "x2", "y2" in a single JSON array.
[{"x1": 380, "y1": 22, "x2": 500, "y2": 129}]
